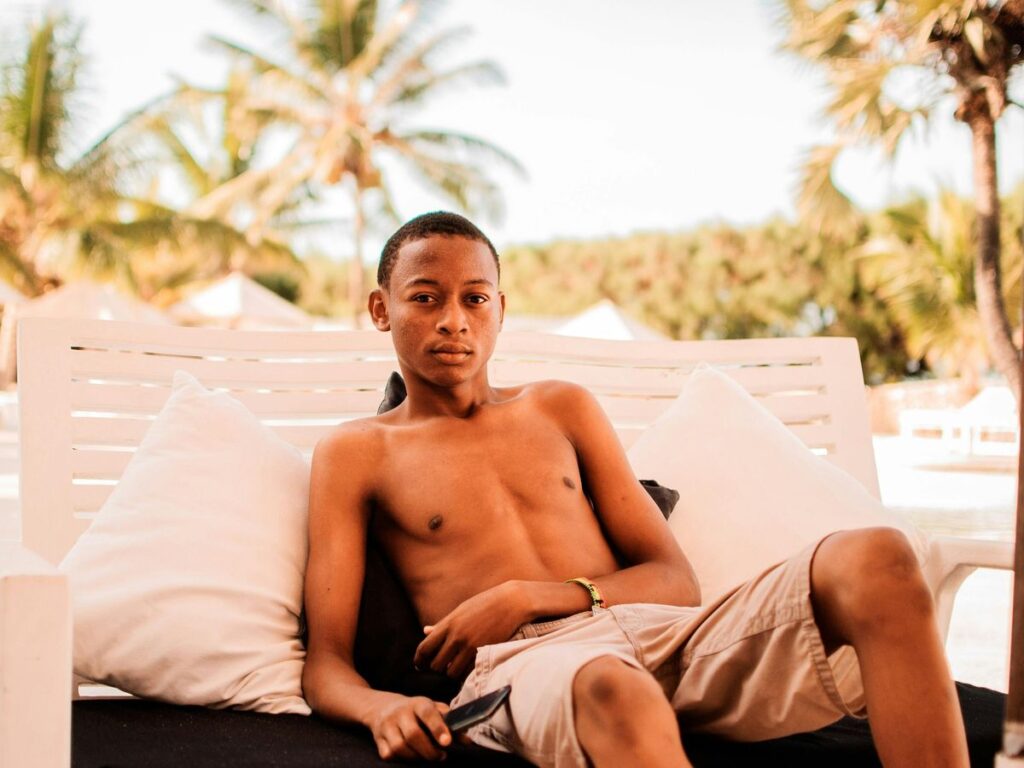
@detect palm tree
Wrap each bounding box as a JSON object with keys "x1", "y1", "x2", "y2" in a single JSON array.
[
  {"x1": 857, "y1": 191, "x2": 993, "y2": 385},
  {"x1": 127, "y1": 71, "x2": 316, "y2": 302},
  {"x1": 780, "y1": 0, "x2": 1024, "y2": 396},
  {"x1": 0, "y1": 12, "x2": 133, "y2": 294},
  {"x1": 204, "y1": 0, "x2": 522, "y2": 323},
  {"x1": 0, "y1": 12, "x2": 293, "y2": 302}
]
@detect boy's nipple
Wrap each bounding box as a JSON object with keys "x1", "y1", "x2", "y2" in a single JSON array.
[{"x1": 428, "y1": 514, "x2": 444, "y2": 532}]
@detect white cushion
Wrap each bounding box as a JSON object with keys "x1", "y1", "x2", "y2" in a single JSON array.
[
  {"x1": 59, "y1": 371, "x2": 311, "y2": 714},
  {"x1": 628, "y1": 364, "x2": 928, "y2": 605}
]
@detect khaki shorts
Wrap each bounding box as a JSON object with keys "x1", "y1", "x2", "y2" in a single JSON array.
[{"x1": 449, "y1": 536, "x2": 867, "y2": 768}]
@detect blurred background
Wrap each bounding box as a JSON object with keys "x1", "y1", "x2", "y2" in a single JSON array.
[{"x1": 0, "y1": 0, "x2": 1022, "y2": 690}]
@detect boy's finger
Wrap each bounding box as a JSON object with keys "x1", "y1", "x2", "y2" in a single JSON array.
[
  {"x1": 398, "y1": 716, "x2": 444, "y2": 761},
  {"x1": 429, "y1": 638, "x2": 459, "y2": 674},
  {"x1": 416, "y1": 700, "x2": 452, "y2": 747},
  {"x1": 414, "y1": 630, "x2": 443, "y2": 669},
  {"x1": 448, "y1": 648, "x2": 475, "y2": 679}
]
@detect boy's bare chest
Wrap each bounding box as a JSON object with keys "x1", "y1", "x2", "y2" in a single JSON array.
[{"x1": 373, "y1": 415, "x2": 586, "y2": 538}]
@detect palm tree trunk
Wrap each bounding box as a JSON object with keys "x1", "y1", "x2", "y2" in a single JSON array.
[
  {"x1": 968, "y1": 111, "x2": 1020, "y2": 401},
  {"x1": 349, "y1": 184, "x2": 365, "y2": 329}
]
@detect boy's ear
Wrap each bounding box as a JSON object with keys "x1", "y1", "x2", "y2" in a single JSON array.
[
  {"x1": 368, "y1": 289, "x2": 390, "y2": 332},
  {"x1": 498, "y1": 292, "x2": 506, "y2": 329}
]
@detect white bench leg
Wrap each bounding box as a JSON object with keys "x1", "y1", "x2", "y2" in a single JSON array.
[{"x1": 1, "y1": 543, "x2": 71, "y2": 768}]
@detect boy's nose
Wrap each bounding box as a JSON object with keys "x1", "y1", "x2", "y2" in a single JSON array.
[{"x1": 436, "y1": 302, "x2": 468, "y2": 334}]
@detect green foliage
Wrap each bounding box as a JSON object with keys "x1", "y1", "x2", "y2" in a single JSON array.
[
  {"x1": 0, "y1": 14, "x2": 82, "y2": 170},
  {"x1": 0, "y1": 12, "x2": 142, "y2": 294},
  {"x1": 294, "y1": 253, "x2": 375, "y2": 318},
  {"x1": 500, "y1": 184, "x2": 1024, "y2": 384},
  {"x1": 252, "y1": 270, "x2": 301, "y2": 303},
  {"x1": 779, "y1": 0, "x2": 1024, "y2": 393}
]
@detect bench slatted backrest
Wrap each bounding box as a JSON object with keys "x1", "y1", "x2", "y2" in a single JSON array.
[{"x1": 18, "y1": 318, "x2": 877, "y2": 566}]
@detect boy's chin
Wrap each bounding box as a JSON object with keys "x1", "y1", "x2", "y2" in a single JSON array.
[{"x1": 422, "y1": 361, "x2": 482, "y2": 387}]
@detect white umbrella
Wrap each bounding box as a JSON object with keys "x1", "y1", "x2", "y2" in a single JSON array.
[
  {"x1": 170, "y1": 272, "x2": 312, "y2": 330},
  {"x1": 0, "y1": 281, "x2": 171, "y2": 386},
  {"x1": 554, "y1": 299, "x2": 666, "y2": 341}
]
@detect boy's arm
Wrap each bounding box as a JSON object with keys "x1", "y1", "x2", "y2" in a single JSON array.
[
  {"x1": 549, "y1": 381, "x2": 701, "y2": 608},
  {"x1": 302, "y1": 427, "x2": 452, "y2": 763}
]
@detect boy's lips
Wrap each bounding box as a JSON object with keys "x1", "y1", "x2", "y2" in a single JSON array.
[{"x1": 430, "y1": 344, "x2": 472, "y2": 363}]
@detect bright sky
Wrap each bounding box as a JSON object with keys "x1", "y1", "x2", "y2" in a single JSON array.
[{"x1": 8, "y1": 0, "x2": 1024, "y2": 254}]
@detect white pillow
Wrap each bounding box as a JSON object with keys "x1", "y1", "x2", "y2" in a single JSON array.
[
  {"x1": 59, "y1": 371, "x2": 311, "y2": 714},
  {"x1": 628, "y1": 364, "x2": 928, "y2": 605}
]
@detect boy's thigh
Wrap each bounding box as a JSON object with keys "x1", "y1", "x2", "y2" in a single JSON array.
[
  {"x1": 453, "y1": 626, "x2": 642, "y2": 768},
  {"x1": 669, "y1": 535, "x2": 867, "y2": 741}
]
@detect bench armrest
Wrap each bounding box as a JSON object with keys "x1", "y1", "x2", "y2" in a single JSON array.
[
  {"x1": 923, "y1": 534, "x2": 1014, "y2": 645},
  {"x1": 0, "y1": 542, "x2": 71, "y2": 768}
]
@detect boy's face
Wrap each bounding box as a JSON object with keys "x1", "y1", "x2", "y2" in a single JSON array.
[{"x1": 370, "y1": 234, "x2": 504, "y2": 388}]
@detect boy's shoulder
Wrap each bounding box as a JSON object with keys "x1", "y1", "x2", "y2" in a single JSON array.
[
  {"x1": 521, "y1": 379, "x2": 596, "y2": 410},
  {"x1": 312, "y1": 415, "x2": 387, "y2": 467}
]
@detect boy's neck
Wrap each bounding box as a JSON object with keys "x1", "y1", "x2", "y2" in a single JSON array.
[{"x1": 400, "y1": 371, "x2": 500, "y2": 420}]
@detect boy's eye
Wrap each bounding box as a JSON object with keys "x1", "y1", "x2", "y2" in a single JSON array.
[
  {"x1": 467, "y1": 295, "x2": 488, "y2": 304},
  {"x1": 412, "y1": 294, "x2": 434, "y2": 303}
]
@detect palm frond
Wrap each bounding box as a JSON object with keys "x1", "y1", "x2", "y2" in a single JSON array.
[
  {"x1": 390, "y1": 138, "x2": 505, "y2": 222},
  {"x1": 378, "y1": 59, "x2": 504, "y2": 112},
  {"x1": 796, "y1": 143, "x2": 861, "y2": 238},
  {"x1": 782, "y1": 0, "x2": 866, "y2": 61},
  {"x1": 0, "y1": 168, "x2": 29, "y2": 204},
  {"x1": 206, "y1": 35, "x2": 331, "y2": 100},
  {"x1": 0, "y1": 237, "x2": 41, "y2": 293},
  {"x1": 0, "y1": 13, "x2": 84, "y2": 170},
  {"x1": 302, "y1": 0, "x2": 379, "y2": 70},
  {"x1": 395, "y1": 129, "x2": 525, "y2": 176}
]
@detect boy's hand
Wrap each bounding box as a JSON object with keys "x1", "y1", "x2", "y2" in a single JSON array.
[
  {"x1": 414, "y1": 581, "x2": 527, "y2": 679},
  {"x1": 368, "y1": 694, "x2": 452, "y2": 762}
]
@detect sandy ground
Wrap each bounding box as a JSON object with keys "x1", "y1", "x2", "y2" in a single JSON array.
[{"x1": 0, "y1": 428, "x2": 1014, "y2": 692}]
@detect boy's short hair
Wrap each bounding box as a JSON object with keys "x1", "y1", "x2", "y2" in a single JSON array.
[{"x1": 377, "y1": 211, "x2": 500, "y2": 288}]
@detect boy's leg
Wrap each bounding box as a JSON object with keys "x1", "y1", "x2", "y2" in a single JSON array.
[
  {"x1": 572, "y1": 656, "x2": 689, "y2": 768},
  {"x1": 809, "y1": 527, "x2": 969, "y2": 768}
]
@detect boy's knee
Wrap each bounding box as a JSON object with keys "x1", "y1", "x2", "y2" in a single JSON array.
[
  {"x1": 812, "y1": 527, "x2": 932, "y2": 640},
  {"x1": 573, "y1": 656, "x2": 662, "y2": 717}
]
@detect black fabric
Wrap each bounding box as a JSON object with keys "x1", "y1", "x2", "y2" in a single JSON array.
[
  {"x1": 72, "y1": 682, "x2": 1004, "y2": 767},
  {"x1": 640, "y1": 478, "x2": 680, "y2": 519},
  {"x1": 71, "y1": 697, "x2": 524, "y2": 767},
  {"x1": 377, "y1": 371, "x2": 407, "y2": 415},
  {"x1": 353, "y1": 542, "x2": 462, "y2": 702},
  {"x1": 683, "y1": 680, "x2": 1005, "y2": 768}
]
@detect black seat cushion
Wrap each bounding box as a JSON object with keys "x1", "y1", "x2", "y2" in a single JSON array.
[{"x1": 73, "y1": 681, "x2": 1003, "y2": 767}]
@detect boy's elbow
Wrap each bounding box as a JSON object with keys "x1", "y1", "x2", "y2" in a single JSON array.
[
  {"x1": 673, "y1": 561, "x2": 701, "y2": 607},
  {"x1": 301, "y1": 651, "x2": 343, "y2": 713},
  {"x1": 682, "y1": 579, "x2": 701, "y2": 608},
  {"x1": 301, "y1": 659, "x2": 323, "y2": 713}
]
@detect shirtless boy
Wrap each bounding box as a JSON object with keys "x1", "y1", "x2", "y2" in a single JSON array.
[{"x1": 302, "y1": 212, "x2": 970, "y2": 768}]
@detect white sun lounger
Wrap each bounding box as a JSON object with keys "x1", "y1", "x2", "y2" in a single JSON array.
[
  {"x1": 2, "y1": 317, "x2": 1014, "y2": 767},
  {"x1": 899, "y1": 386, "x2": 1019, "y2": 457}
]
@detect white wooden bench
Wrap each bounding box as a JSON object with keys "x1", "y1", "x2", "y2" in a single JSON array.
[{"x1": 2, "y1": 317, "x2": 1014, "y2": 767}]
